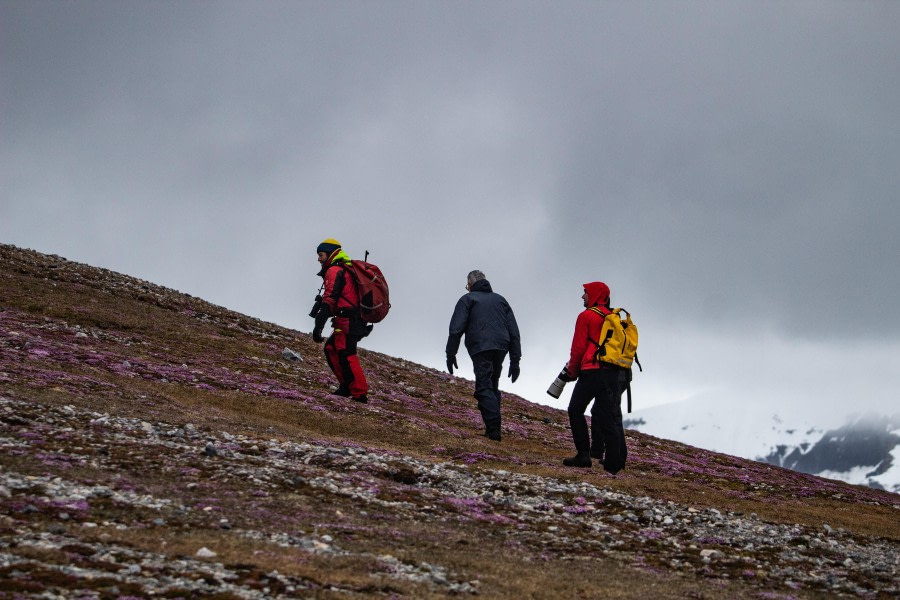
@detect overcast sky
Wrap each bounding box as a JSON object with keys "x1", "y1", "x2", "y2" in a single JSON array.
[{"x1": 3, "y1": 1, "x2": 899, "y2": 426}]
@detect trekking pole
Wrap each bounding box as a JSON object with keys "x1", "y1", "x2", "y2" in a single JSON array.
[{"x1": 364, "y1": 250, "x2": 370, "y2": 263}]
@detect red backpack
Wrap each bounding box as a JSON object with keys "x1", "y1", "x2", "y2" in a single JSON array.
[{"x1": 342, "y1": 256, "x2": 390, "y2": 323}]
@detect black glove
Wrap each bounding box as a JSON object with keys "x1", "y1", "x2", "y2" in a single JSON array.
[
  {"x1": 508, "y1": 361, "x2": 520, "y2": 383},
  {"x1": 312, "y1": 328, "x2": 325, "y2": 343},
  {"x1": 559, "y1": 367, "x2": 575, "y2": 382},
  {"x1": 447, "y1": 355, "x2": 458, "y2": 375},
  {"x1": 313, "y1": 304, "x2": 331, "y2": 332}
]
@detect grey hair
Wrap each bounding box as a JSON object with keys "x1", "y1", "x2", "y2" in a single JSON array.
[{"x1": 467, "y1": 270, "x2": 486, "y2": 286}]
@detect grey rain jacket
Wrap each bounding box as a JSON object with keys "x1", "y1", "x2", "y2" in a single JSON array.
[{"x1": 446, "y1": 279, "x2": 522, "y2": 361}]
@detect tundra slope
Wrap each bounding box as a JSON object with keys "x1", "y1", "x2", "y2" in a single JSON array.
[{"x1": 1, "y1": 243, "x2": 898, "y2": 599}]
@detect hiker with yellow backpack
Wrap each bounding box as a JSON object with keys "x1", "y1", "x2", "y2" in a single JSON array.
[{"x1": 558, "y1": 281, "x2": 640, "y2": 473}]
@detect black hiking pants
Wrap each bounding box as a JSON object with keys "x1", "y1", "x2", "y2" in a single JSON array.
[
  {"x1": 567, "y1": 368, "x2": 628, "y2": 474},
  {"x1": 471, "y1": 349, "x2": 505, "y2": 434}
]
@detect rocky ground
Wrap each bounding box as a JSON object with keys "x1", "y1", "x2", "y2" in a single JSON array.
[{"x1": 2, "y1": 395, "x2": 898, "y2": 599}]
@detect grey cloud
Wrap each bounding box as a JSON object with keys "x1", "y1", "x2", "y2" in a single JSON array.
[{"x1": 3, "y1": 1, "x2": 900, "y2": 416}]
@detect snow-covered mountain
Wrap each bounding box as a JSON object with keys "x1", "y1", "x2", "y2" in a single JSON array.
[
  {"x1": 624, "y1": 397, "x2": 900, "y2": 494},
  {"x1": 760, "y1": 414, "x2": 900, "y2": 492}
]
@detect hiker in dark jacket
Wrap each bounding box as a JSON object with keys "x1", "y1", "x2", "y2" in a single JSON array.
[
  {"x1": 446, "y1": 270, "x2": 521, "y2": 441},
  {"x1": 311, "y1": 238, "x2": 369, "y2": 403},
  {"x1": 560, "y1": 281, "x2": 628, "y2": 472}
]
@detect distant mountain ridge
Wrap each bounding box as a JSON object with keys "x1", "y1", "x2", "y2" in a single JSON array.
[
  {"x1": 626, "y1": 401, "x2": 900, "y2": 494},
  {"x1": 760, "y1": 413, "x2": 900, "y2": 492}
]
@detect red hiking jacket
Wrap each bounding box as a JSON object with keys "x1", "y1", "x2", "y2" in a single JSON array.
[
  {"x1": 566, "y1": 282, "x2": 611, "y2": 378},
  {"x1": 319, "y1": 250, "x2": 359, "y2": 317}
]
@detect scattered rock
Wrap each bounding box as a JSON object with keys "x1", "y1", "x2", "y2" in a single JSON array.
[{"x1": 282, "y1": 348, "x2": 302, "y2": 362}]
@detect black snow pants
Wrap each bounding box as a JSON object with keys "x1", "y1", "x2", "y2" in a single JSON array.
[
  {"x1": 567, "y1": 368, "x2": 628, "y2": 474},
  {"x1": 471, "y1": 349, "x2": 506, "y2": 435}
]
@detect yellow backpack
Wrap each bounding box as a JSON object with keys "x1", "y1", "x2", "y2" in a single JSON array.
[
  {"x1": 589, "y1": 306, "x2": 642, "y2": 412},
  {"x1": 589, "y1": 307, "x2": 639, "y2": 368}
]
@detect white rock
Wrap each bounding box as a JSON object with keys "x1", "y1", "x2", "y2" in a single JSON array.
[
  {"x1": 281, "y1": 348, "x2": 302, "y2": 362},
  {"x1": 196, "y1": 547, "x2": 217, "y2": 558}
]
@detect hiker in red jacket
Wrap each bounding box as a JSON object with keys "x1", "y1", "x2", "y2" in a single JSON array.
[
  {"x1": 311, "y1": 238, "x2": 369, "y2": 403},
  {"x1": 560, "y1": 281, "x2": 628, "y2": 472}
]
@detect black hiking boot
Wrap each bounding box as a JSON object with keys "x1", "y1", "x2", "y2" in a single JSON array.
[
  {"x1": 332, "y1": 385, "x2": 351, "y2": 397},
  {"x1": 483, "y1": 421, "x2": 501, "y2": 441},
  {"x1": 603, "y1": 463, "x2": 624, "y2": 476},
  {"x1": 590, "y1": 449, "x2": 604, "y2": 461},
  {"x1": 562, "y1": 452, "x2": 592, "y2": 468},
  {"x1": 351, "y1": 395, "x2": 368, "y2": 404}
]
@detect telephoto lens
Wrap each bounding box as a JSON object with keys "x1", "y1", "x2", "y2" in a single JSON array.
[{"x1": 546, "y1": 366, "x2": 570, "y2": 398}]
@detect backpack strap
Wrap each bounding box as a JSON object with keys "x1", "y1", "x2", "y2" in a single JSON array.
[
  {"x1": 622, "y1": 367, "x2": 634, "y2": 413},
  {"x1": 331, "y1": 267, "x2": 347, "y2": 300},
  {"x1": 587, "y1": 328, "x2": 615, "y2": 362},
  {"x1": 587, "y1": 307, "x2": 613, "y2": 362},
  {"x1": 332, "y1": 264, "x2": 366, "y2": 320}
]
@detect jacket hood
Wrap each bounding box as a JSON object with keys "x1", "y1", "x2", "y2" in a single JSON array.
[
  {"x1": 329, "y1": 249, "x2": 351, "y2": 265},
  {"x1": 318, "y1": 248, "x2": 351, "y2": 275},
  {"x1": 470, "y1": 279, "x2": 493, "y2": 293},
  {"x1": 583, "y1": 281, "x2": 610, "y2": 308}
]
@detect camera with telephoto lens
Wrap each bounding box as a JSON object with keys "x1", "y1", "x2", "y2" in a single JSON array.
[
  {"x1": 546, "y1": 365, "x2": 571, "y2": 399},
  {"x1": 308, "y1": 294, "x2": 323, "y2": 318}
]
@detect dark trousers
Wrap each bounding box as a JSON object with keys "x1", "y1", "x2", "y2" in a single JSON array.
[
  {"x1": 471, "y1": 350, "x2": 505, "y2": 432},
  {"x1": 567, "y1": 368, "x2": 628, "y2": 473}
]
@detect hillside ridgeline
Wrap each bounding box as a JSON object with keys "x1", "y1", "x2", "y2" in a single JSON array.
[{"x1": 1, "y1": 243, "x2": 898, "y2": 599}]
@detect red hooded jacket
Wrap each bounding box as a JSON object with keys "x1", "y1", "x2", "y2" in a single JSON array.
[{"x1": 566, "y1": 281, "x2": 611, "y2": 377}]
